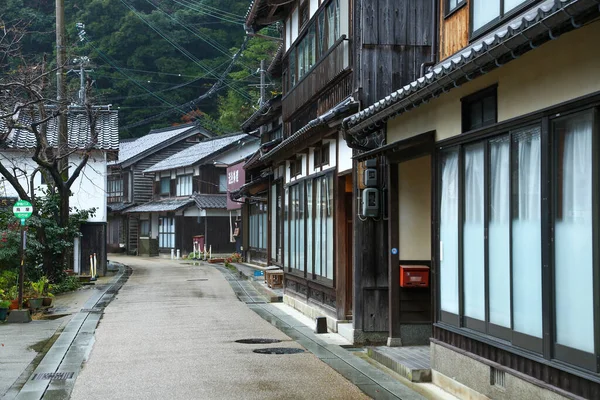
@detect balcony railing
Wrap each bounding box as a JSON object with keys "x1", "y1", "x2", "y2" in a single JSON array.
[{"x1": 282, "y1": 36, "x2": 351, "y2": 122}]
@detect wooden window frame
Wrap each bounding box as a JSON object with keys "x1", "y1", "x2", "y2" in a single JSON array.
[
  {"x1": 444, "y1": 0, "x2": 467, "y2": 19},
  {"x1": 160, "y1": 177, "x2": 171, "y2": 196},
  {"x1": 436, "y1": 97, "x2": 600, "y2": 373},
  {"x1": 461, "y1": 85, "x2": 498, "y2": 133}
]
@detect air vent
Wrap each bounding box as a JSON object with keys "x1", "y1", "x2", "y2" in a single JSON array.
[{"x1": 491, "y1": 367, "x2": 506, "y2": 388}]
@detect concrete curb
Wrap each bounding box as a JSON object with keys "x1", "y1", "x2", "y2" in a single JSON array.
[{"x1": 13, "y1": 262, "x2": 131, "y2": 400}]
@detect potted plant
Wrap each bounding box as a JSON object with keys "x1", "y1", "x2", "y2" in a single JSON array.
[
  {"x1": 0, "y1": 290, "x2": 10, "y2": 321},
  {"x1": 7, "y1": 285, "x2": 19, "y2": 310},
  {"x1": 28, "y1": 278, "x2": 46, "y2": 310}
]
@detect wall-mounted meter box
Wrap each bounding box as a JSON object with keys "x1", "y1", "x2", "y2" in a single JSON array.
[
  {"x1": 364, "y1": 168, "x2": 377, "y2": 187},
  {"x1": 362, "y1": 188, "x2": 379, "y2": 217}
]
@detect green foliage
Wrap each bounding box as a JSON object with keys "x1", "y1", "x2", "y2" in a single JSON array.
[
  {"x1": 2, "y1": 0, "x2": 280, "y2": 137},
  {"x1": 30, "y1": 276, "x2": 52, "y2": 297},
  {"x1": 52, "y1": 275, "x2": 81, "y2": 294}
]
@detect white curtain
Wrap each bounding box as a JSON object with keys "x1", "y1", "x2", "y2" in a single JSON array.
[
  {"x1": 555, "y1": 112, "x2": 594, "y2": 353},
  {"x1": 307, "y1": 181, "x2": 313, "y2": 273},
  {"x1": 440, "y1": 150, "x2": 459, "y2": 314},
  {"x1": 489, "y1": 136, "x2": 511, "y2": 328},
  {"x1": 512, "y1": 126, "x2": 542, "y2": 338},
  {"x1": 463, "y1": 143, "x2": 485, "y2": 321},
  {"x1": 473, "y1": 0, "x2": 499, "y2": 31},
  {"x1": 326, "y1": 174, "x2": 334, "y2": 279},
  {"x1": 284, "y1": 187, "x2": 289, "y2": 268}
]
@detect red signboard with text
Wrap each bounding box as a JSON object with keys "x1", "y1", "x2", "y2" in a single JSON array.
[{"x1": 226, "y1": 161, "x2": 246, "y2": 210}]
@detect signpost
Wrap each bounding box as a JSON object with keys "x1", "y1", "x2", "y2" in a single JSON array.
[{"x1": 13, "y1": 200, "x2": 32, "y2": 311}]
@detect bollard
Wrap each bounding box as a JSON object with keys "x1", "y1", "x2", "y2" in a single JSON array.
[
  {"x1": 176, "y1": 249, "x2": 180, "y2": 260},
  {"x1": 93, "y1": 253, "x2": 97, "y2": 277},
  {"x1": 89, "y1": 255, "x2": 93, "y2": 277},
  {"x1": 209, "y1": 245, "x2": 212, "y2": 260},
  {"x1": 171, "y1": 249, "x2": 174, "y2": 260},
  {"x1": 203, "y1": 244, "x2": 207, "y2": 261}
]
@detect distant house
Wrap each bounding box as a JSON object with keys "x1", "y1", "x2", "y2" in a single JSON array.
[
  {"x1": 106, "y1": 123, "x2": 214, "y2": 254},
  {"x1": 125, "y1": 133, "x2": 259, "y2": 256},
  {"x1": 0, "y1": 106, "x2": 119, "y2": 276}
]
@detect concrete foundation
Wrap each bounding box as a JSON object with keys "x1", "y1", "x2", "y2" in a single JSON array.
[{"x1": 431, "y1": 342, "x2": 569, "y2": 400}]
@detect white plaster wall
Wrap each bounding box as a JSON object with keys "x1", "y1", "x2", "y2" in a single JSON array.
[
  {"x1": 398, "y1": 156, "x2": 431, "y2": 260},
  {"x1": 0, "y1": 150, "x2": 107, "y2": 223},
  {"x1": 308, "y1": 148, "x2": 316, "y2": 175},
  {"x1": 338, "y1": 131, "x2": 353, "y2": 173},
  {"x1": 325, "y1": 139, "x2": 336, "y2": 169},
  {"x1": 387, "y1": 20, "x2": 600, "y2": 144},
  {"x1": 69, "y1": 153, "x2": 107, "y2": 222}
]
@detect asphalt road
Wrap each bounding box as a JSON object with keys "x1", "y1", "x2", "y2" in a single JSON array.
[{"x1": 70, "y1": 256, "x2": 369, "y2": 400}]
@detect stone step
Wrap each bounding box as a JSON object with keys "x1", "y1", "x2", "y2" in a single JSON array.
[{"x1": 368, "y1": 345, "x2": 432, "y2": 382}]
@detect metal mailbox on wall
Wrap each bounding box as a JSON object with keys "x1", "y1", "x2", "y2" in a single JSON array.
[{"x1": 400, "y1": 265, "x2": 430, "y2": 288}]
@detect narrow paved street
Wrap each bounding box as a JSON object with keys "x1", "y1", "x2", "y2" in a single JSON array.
[{"x1": 69, "y1": 256, "x2": 370, "y2": 400}]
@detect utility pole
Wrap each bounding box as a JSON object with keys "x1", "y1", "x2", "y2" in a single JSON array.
[
  {"x1": 259, "y1": 59, "x2": 265, "y2": 107},
  {"x1": 70, "y1": 56, "x2": 92, "y2": 106},
  {"x1": 56, "y1": 0, "x2": 68, "y2": 178}
]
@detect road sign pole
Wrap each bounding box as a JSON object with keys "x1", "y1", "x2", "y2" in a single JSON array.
[{"x1": 18, "y1": 220, "x2": 25, "y2": 310}]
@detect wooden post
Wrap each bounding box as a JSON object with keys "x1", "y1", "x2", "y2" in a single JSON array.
[{"x1": 388, "y1": 161, "x2": 401, "y2": 346}]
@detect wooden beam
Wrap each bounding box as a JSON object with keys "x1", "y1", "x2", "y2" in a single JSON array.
[{"x1": 255, "y1": 13, "x2": 286, "y2": 26}]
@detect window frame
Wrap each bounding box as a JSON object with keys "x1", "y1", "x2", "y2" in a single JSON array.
[
  {"x1": 461, "y1": 85, "x2": 498, "y2": 133},
  {"x1": 160, "y1": 177, "x2": 171, "y2": 195},
  {"x1": 107, "y1": 175, "x2": 124, "y2": 203},
  {"x1": 470, "y1": 0, "x2": 540, "y2": 40},
  {"x1": 176, "y1": 174, "x2": 193, "y2": 197},
  {"x1": 435, "y1": 101, "x2": 600, "y2": 373},
  {"x1": 158, "y1": 216, "x2": 175, "y2": 249},
  {"x1": 445, "y1": 0, "x2": 467, "y2": 18}
]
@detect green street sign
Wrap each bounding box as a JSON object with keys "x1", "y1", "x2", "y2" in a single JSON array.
[{"x1": 13, "y1": 200, "x2": 33, "y2": 220}]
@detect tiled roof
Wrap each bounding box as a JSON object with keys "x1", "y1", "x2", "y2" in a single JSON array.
[
  {"x1": 1, "y1": 107, "x2": 118, "y2": 151},
  {"x1": 344, "y1": 0, "x2": 599, "y2": 135},
  {"x1": 113, "y1": 123, "x2": 207, "y2": 166},
  {"x1": 192, "y1": 194, "x2": 227, "y2": 209},
  {"x1": 125, "y1": 197, "x2": 194, "y2": 213},
  {"x1": 240, "y1": 96, "x2": 281, "y2": 132},
  {"x1": 261, "y1": 97, "x2": 358, "y2": 162},
  {"x1": 143, "y1": 133, "x2": 247, "y2": 173},
  {"x1": 107, "y1": 202, "x2": 136, "y2": 212}
]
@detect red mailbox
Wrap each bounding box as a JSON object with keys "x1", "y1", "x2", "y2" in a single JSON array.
[
  {"x1": 193, "y1": 235, "x2": 205, "y2": 250},
  {"x1": 400, "y1": 265, "x2": 429, "y2": 288}
]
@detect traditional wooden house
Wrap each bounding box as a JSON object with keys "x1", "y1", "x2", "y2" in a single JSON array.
[
  {"x1": 0, "y1": 106, "x2": 119, "y2": 276},
  {"x1": 245, "y1": 0, "x2": 432, "y2": 334},
  {"x1": 342, "y1": 0, "x2": 600, "y2": 398},
  {"x1": 106, "y1": 123, "x2": 213, "y2": 254},
  {"x1": 125, "y1": 133, "x2": 259, "y2": 256}
]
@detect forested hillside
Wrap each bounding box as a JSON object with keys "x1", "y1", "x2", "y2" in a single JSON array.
[{"x1": 2, "y1": 0, "x2": 280, "y2": 137}]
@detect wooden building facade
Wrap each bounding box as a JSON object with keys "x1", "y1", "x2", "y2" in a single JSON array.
[{"x1": 343, "y1": 0, "x2": 600, "y2": 398}]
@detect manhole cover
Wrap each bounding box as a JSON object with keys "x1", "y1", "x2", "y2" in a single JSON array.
[
  {"x1": 32, "y1": 372, "x2": 74, "y2": 381},
  {"x1": 253, "y1": 348, "x2": 304, "y2": 355},
  {"x1": 187, "y1": 279, "x2": 208, "y2": 281},
  {"x1": 235, "y1": 338, "x2": 282, "y2": 344}
]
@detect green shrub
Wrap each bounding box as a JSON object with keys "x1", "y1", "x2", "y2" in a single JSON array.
[{"x1": 52, "y1": 275, "x2": 81, "y2": 294}]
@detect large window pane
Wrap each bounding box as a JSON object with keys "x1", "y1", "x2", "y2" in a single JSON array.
[
  {"x1": 473, "y1": 0, "x2": 499, "y2": 31},
  {"x1": 306, "y1": 180, "x2": 313, "y2": 274},
  {"x1": 315, "y1": 177, "x2": 322, "y2": 276},
  {"x1": 463, "y1": 143, "x2": 485, "y2": 321},
  {"x1": 554, "y1": 111, "x2": 594, "y2": 353},
  {"x1": 290, "y1": 186, "x2": 297, "y2": 269},
  {"x1": 298, "y1": 182, "x2": 305, "y2": 271},
  {"x1": 504, "y1": 0, "x2": 527, "y2": 13},
  {"x1": 284, "y1": 187, "x2": 289, "y2": 268},
  {"x1": 271, "y1": 185, "x2": 277, "y2": 260},
  {"x1": 327, "y1": 0, "x2": 339, "y2": 48},
  {"x1": 440, "y1": 150, "x2": 459, "y2": 315},
  {"x1": 512, "y1": 126, "x2": 542, "y2": 338},
  {"x1": 326, "y1": 174, "x2": 334, "y2": 279},
  {"x1": 489, "y1": 136, "x2": 511, "y2": 328}
]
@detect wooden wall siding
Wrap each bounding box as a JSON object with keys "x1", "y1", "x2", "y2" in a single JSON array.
[
  {"x1": 80, "y1": 222, "x2": 107, "y2": 276},
  {"x1": 361, "y1": 0, "x2": 432, "y2": 46},
  {"x1": 128, "y1": 215, "x2": 138, "y2": 251},
  {"x1": 318, "y1": 72, "x2": 353, "y2": 118},
  {"x1": 197, "y1": 166, "x2": 222, "y2": 194},
  {"x1": 433, "y1": 327, "x2": 600, "y2": 399},
  {"x1": 175, "y1": 216, "x2": 234, "y2": 254},
  {"x1": 285, "y1": 274, "x2": 337, "y2": 315},
  {"x1": 356, "y1": 0, "x2": 432, "y2": 108},
  {"x1": 439, "y1": 0, "x2": 469, "y2": 61},
  {"x1": 359, "y1": 45, "x2": 431, "y2": 109},
  {"x1": 131, "y1": 141, "x2": 196, "y2": 204},
  {"x1": 282, "y1": 38, "x2": 351, "y2": 122}
]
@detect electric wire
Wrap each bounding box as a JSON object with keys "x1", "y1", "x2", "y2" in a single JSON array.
[{"x1": 169, "y1": 0, "x2": 245, "y2": 25}]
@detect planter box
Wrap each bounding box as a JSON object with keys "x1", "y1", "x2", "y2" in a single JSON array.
[{"x1": 208, "y1": 258, "x2": 225, "y2": 263}]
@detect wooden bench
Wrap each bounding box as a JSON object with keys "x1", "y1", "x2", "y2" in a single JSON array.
[{"x1": 266, "y1": 270, "x2": 284, "y2": 289}]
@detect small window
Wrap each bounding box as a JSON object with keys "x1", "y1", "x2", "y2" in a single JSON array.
[
  {"x1": 299, "y1": 1, "x2": 309, "y2": 28},
  {"x1": 177, "y1": 175, "x2": 192, "y2": 196},
  {"x1": 446, "y1": 0, "x2": 465, "y2": 16},
  {"x1": 219, "y1": 174, "x2": 227, "y2": 193},
  {"x1": 314, "y1": 147, "x2": 321, "y2": 169},
  {"x1": 160, "y1": 177, "x2": 170, "y2": 195},
  {"x1": 140, "y1": 220, "x2": 151, "y2": 237},
  {"x1": 314, "y1": 143, "x2": 330, "y2": 169},
  {"x1": 290, "y1": 159, "x2": 302, "y2": 178},
  {"x1": 462, "y1": 86, "x2": 497, "y2": 132}
]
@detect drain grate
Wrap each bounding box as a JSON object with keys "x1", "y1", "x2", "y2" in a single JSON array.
[
  {"x1": 253, "y1": 348, "x2": 304, "y2": 355},
  {"x1": 235, "y1": 338, "x2": 282, "y2": 344},
  {"x1": 32, "y1": 372, "x2": 74, "y2": 381},
  {"x1": 81, "y1": 308, "x2": 103, "y2": 313},
  {"x1": 187, "y1": 279, "x2": 208, "y2": 281}
]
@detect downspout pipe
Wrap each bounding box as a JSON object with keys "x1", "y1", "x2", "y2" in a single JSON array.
[{"x1": 420, "y1": 0, "x2": 439, "y2": 77}]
